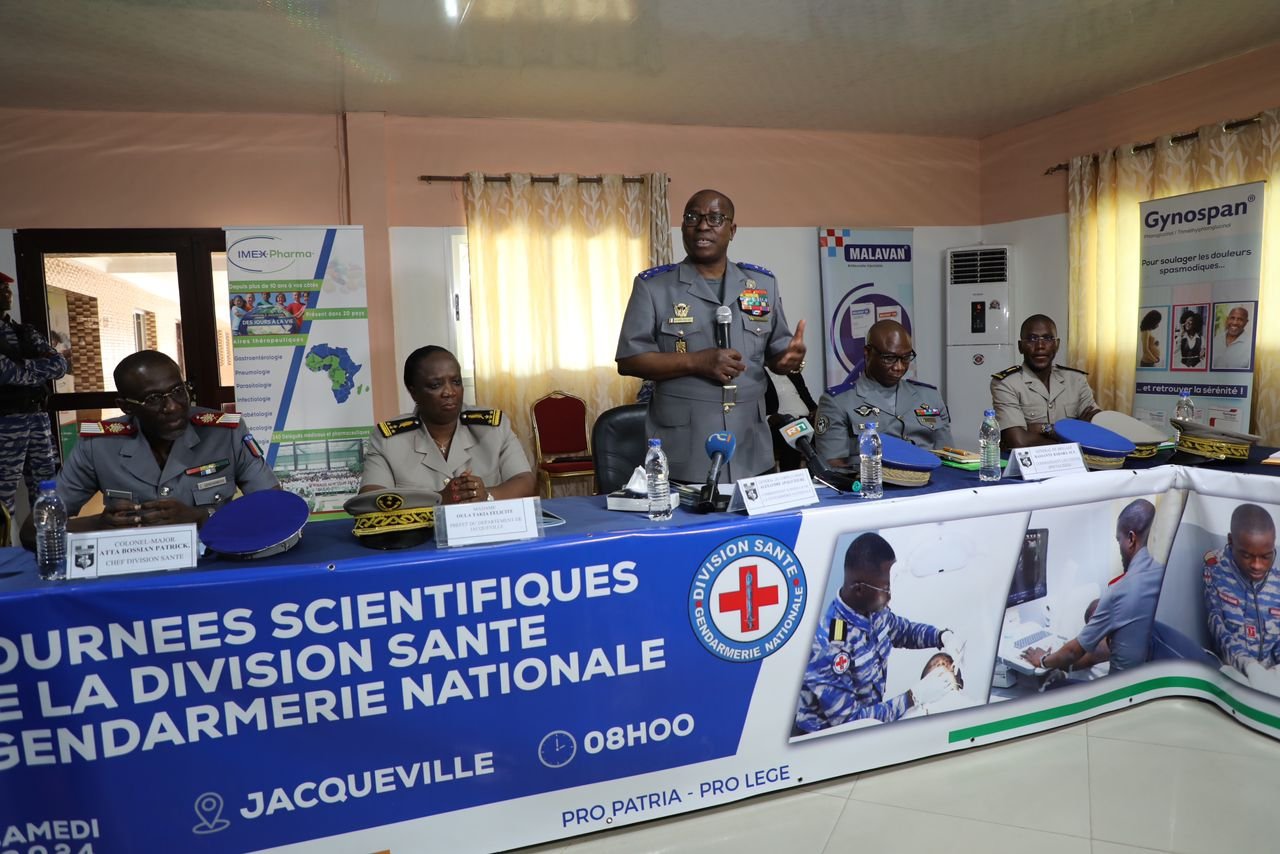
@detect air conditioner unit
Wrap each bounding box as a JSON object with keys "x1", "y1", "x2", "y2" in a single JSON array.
[{"x1": 944, "y1": 245, "x2": 1014, "y2": 450}]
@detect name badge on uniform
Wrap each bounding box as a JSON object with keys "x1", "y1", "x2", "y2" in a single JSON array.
[
  {"x1": 197, "y1": 476, "x2": 228, "y2": 490},
  {"x1": 667, "y1": 302, "x2": 694, "y2": 324},
  {"x1": 738, "y1": 285, "x2": 771, "y2": 320}
]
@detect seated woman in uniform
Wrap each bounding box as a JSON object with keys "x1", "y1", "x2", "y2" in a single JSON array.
[{"x1": 359, "y1": 345, "x2": 536, "y2": 504}]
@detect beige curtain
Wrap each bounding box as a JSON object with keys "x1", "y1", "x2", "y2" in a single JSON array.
[
  {"x1": 463, "y1": 172, "x2": 670, "y2": 470},
  {"x1": 1068, "y1": 107, "x2": 1280, "y2": 440}
]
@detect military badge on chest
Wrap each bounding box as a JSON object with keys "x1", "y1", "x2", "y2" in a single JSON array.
[
  {"x1": 914, "y1": 406, "x2": 942, "y2": 429},
  {"x1": 738, "y1": 283, "x2": 771, "y2": 320},
  {"x1": 854, "y1": 404, "x2": 880, "y2": 419},
  {"x1": 667, "y1": 302, "x2": 694, "y2": 324}
]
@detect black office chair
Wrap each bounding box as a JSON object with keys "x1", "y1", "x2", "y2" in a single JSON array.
[{"x1": 591, "y1": 403, "x2": 649, "y2": 494}]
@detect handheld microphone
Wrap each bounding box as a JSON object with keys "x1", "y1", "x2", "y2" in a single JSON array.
[
  {"x1": 696, "y1": 431, "x2": 737, "y2": 513},
  {"x1": 715, "y1": 305, "x2": 732, "y2": 349}
]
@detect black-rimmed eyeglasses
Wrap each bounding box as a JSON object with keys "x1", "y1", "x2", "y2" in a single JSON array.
[
  {"x1": 121, "y1": 381, "x2": 193, "y2": 411},
  {"x1": 682, "y1": 212, "x2": 731, "y2": 228},
  {"x1": 867, "y1": 345, "x2": 916, "y2": 367},
  {"x1": 1021, "y1": 334, "x2": 1059, "y2": 345}
]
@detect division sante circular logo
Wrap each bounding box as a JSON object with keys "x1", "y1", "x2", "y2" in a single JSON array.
[{"x1": 688, "y1": 535, "x2": 806, "y2": 661}]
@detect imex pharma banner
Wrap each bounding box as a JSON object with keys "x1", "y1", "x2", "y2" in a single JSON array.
[
  {"x1": 224, "y1": 226, "x2": 374, "y2": 514},
  {"x1": 1133, "y1": 183, "x2": 1264, "y2": 431},
  {"x1": 817, "y1": 228, "x2": 914, "y2": 395}
]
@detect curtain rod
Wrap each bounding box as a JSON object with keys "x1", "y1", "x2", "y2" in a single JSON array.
[
  {"x1": 419, "y1": 174, "x2": 664, "y2": 184},
  {"x1": 1043, "y1": 114, "x2": 1262, "y2": 176}
]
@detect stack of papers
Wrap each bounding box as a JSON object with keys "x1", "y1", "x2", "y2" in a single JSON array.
[{"x1": 932, "y1": 447, "x2": 981, "y2": 471}]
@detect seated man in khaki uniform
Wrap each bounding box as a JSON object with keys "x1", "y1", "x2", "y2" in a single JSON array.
[{"x1": 990, "y1": 315, "x2": 1100, "y2": 450}]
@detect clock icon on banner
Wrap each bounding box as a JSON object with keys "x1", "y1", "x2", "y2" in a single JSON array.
[{"x1": 538, "y1": 730, "x2": 577, "y2": 768}]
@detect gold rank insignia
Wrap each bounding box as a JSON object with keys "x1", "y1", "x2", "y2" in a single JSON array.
[
  {"x1": 828, "y1": 618, "x2": 849, "y2": 642},
  {"x1": 79, "y1": 420, "x2": 138, "y2": 438},
  {"x1": 191, "y1": 411, "x2": 241, "y2": 428},
  {"x1": 667, "y1": 302, "x2": 694, "y2": 324},
  {"x1": 460, "y1": 409, "x2": 503, "y2": 427},
  {"x1": 377, "y1": 416, "x2": 421, "y2": 437},
  {"x1": 675, "y1": 338, "x2": 687, "y2": 353},
  {"x1": 375, "y1": 492, "x2": 404, "y2": 511}
]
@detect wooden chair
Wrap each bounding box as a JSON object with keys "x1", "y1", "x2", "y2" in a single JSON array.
[{"x1": 530, "y1": 391, "x2": 596, "y2": 498}]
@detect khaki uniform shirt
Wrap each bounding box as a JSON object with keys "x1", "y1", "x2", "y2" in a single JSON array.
[
  {"x1": 990, "y1": 363, "x2": 1097, "y2": 430},
  {"x1": 814, "y1": 373, "x2": 953, "y2": 462},
  {"x1": 360, "y1": 409, "x2": 531, "y2": 493},
  {"x1": 57, "y1": 408, "x2": 278, "y2": 515}
]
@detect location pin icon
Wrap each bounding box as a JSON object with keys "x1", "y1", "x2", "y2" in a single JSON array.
[{"x1": 193, "y1": 792, "x2": 229, "y2": 833}]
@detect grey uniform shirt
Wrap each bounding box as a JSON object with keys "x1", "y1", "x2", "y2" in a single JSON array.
[
  {"x1": 1076, "y1": 547, "x2": 1166, "y2": 672},
  {"x1": 990, "y1": 363, "x2": 1097, "y2": 430},
  {"x1": 615, "y1": 259, "x2": 793, "y2": 482},
  {"x1": 360, "y1": 409, "x2": 531, "y2": 493},
  {"x1": 57, "y1": 409, "x2": 279, "y2": 515},
  {"x1": 814, "y1": 373, "x2": 953, "y2": 462}
]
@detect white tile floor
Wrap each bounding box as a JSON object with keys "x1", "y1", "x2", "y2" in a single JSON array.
[{"x1": 515, "y1": 697, "x2": 1280, "y2": 854}]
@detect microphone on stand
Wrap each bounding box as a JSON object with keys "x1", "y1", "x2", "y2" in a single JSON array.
[
  {"x1": 695, "y1": 431, "x2": 737, "y2": 513},
  {"x1": 714, "y1": 305, "x2": 732, "y2": 350},
  {"x1": 778, "y1": 416, "x2": 858, "y2": 493}
]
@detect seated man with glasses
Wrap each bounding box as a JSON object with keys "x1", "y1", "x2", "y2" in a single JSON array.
[
  {"x1": 55, "y1": 350, "x2": 278, "y2": 530},
  {"x1": 617, "y1": 188, "x2": 806, "y2": 483},
  {"x1": 990, "y1": 314, "x2": 1100, "y2": 449},
  {"x1": 813, "y1": 319, "x2": 951, "y2": 465},
  {"x1": 1203, "y1": 503, "x2": 1280, "y2": 693}
]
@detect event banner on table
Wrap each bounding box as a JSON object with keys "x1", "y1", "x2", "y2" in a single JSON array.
[
  {"x1": 5, "y1": 468, "x2": 1280, "y2": 852},
  {"x1": 224, "y1": 226, "x2": 373, "y2": 514},
  {"x1": 817, "y1": 228, "x2": 914, "y2": 395},
  {"x1": 1133, "y1": 182, "x2": 1264, "y2": 430}
]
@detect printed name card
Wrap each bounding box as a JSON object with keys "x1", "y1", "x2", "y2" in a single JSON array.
[
  {"x1": 66, "y1": 524, "x2": 199, "y2": 578},
  {"x1": 435, "y1": 497, "x2": 544, "y2": 548},
  {"x1": 728, "y1": 470, "x2": 820, "y2": 515},
  {"x1": 1003, "y1": 443, "x2": 1088, "y2": 480}
]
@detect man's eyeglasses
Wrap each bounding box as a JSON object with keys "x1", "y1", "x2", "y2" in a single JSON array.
[
  {"x1": 122, "y1": 381, "x2": 193, "y2": 411},
  {"x1": 682, "y1": 211, "x2": 731, "y2": 228},
  {"x1": 855, "y1": 580, "x2": 891, "y2": 597},
  {"x1": 1021, "y1": 334, "x2": 1059, "y2": 345},
  {"x1": 867, "y1": 345, "x2": 916, "y2": 367}
]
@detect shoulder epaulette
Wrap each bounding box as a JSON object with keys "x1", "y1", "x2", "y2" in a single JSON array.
[
  {"x1": 79, "y1": 420, "x2": 137, "y2": 438},
  {"x1": 461, "y1": 409, "x2": 503, "y2": 427},
  {"x1": 905, "y1": 378, "x2": 937, "y2": 390},
  {"x1": 637, "y1": 263, "x2": 677, "y2": 281},
  {"x1": 190, "y1": 411, "x2": 241, "y2": 428},
  {"x1": 1060, "y1": 365, "x2": 1089, "y2": 375},
  {"x1": 377, "y1": 415, "x2": 421, "y2": 438},
  {"x1": 737, "y1": 262, "x2": 775, "y2": 277},
  {"x1": 828, "y1": 618, "x2": 849, "y2": 643},
  {"x1": 991, "y1": 365, "x2": 1021, "y2": 380}
]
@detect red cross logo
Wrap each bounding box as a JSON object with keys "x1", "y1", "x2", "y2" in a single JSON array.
[
  {"x1": 717, "y1": 563, "x2": 780, "y2": 633},
  {"x1": 832, "y1": 652, "x2": 850, "y2": 674}
]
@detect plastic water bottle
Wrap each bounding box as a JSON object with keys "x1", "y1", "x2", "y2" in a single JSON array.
[
  {"x1": 645, "y1": 438, "x2": 672, "y2": 521},
  {"x1": 1175, "y1": 389, "x2": 1195, "y2": 421},
  {"x1": 859, "y1": 421, "x2": 883, "y2": 500},
  {"x1": 33, "y1": 480, "x2": 68, "y2": 581},
  {"x1": 979, "y1": 409, "x2": 1002, "y2": 482}
]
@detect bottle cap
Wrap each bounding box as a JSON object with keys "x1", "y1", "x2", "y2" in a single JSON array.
[
  {"x1": 648, "y1": 438, "x2": 661, "y2": 447},
  {"x1": 39, "y1": 480, "x2": 56, "y2": 490},
  {"x1": 865, "y1": 421, "x2": 878, "y2": 430},
  {"x1": 984, "y1": 409, "x2": 996, "y2": 417}
]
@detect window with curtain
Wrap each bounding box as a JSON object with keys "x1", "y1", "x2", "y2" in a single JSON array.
[
  {"x1": 463, "y1": 172, "x2": 671, "y2": 469},
  {"x1": 1067, "y1": 107, "x2": 1280, "y2": 441}
]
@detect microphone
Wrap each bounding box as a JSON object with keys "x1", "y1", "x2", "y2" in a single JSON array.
[
  {"x1": 696, "y1": 431, "x2": 737, "y2": 513},
  {"x1": 715, "y1": 305, "x2": 732, "y2": 350},
  {"x1": 778, "y1": 416, "x2": 858, "y2": 493}
]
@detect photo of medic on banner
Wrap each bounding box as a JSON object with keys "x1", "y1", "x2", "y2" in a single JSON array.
[
  {"x1": 791, "y1": 517, "x2": 1021, "y2": 738},
  {"x1": 1162, "y1": 495, "x2": 1280, "y2": 694},
  {"x1": 992, "y1": 494, "x2": 1189, "y2": 699}
]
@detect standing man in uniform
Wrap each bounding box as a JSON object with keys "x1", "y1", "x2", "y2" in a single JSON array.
[
  {"x1": 616, "y1": 189, "x2": 806, "y2": 483},
  {"x1": 0, "y1": 272, "x2": 67, "y2": 517},
  {"x1": 794, "y1": 532, "x2": 964, "y2": 732},
  {"x1": 1024, "y1": 499, "x2": 1163, "y2": 675},
  {"x1": 990, "y1": 314, "x2": 1100, "y2": 450},
  {"x1": 54, "y1": 350, "x2": 278, "y2": 530},
  {"x1": 813, "y1": 320, "x2": 951, "y2": 467},
  {"x1": 1202, "y1": 503, "x2": 1280, "y2": 692}
]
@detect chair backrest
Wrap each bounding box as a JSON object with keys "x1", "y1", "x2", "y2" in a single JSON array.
[
  {"x1": 0, "y1": 502, "x2": 10, "y2": 548},
  {"x1": 531, "y1": 392, "x2": 590, "y2": 460},
  {"x1": 591, "y1": 403, "x2": 649, "y2": 494}
]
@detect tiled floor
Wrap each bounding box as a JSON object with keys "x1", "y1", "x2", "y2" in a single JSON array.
[{"x1": 517, "y1": 697, "x2": 1280, "y2": 854}]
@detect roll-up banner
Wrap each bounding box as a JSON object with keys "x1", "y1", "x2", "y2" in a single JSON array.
[
  {"x1": 224, "y1": 226, "x2": 374, "y2": 515},
  {"x1": 1134, "y1": 183, "x2": 1264, "y2": 430}
]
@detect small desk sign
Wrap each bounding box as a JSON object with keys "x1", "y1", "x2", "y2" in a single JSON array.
[
  {"x1": 1003, "y1": 443, "x2": 1088, "y2": 481},
  {"x1": 66, "y1": 524, "x2": 199, "y2": 578},
  {"x1": 728, "y1": 470, "x2": 820, "y2": 515},
  {"x1": 436, "y1": 497, "x2": 544, "y2": 548}
]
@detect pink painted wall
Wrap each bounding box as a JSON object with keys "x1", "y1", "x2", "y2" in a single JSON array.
[{"x1": 981, "y1": 42, "x2": 1280, "y2": 224}]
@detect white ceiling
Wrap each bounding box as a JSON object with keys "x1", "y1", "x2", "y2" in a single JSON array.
[{"x1": 3, "y1": 0, "x2": 1280, "y2": 137}]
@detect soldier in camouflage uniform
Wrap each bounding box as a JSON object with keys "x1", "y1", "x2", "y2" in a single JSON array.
[
  {"x1": 0, "y1": 273, "x2": 67, "y2": 515},
  {"x1": 1203, "y1": 503, "x2": 1280, "y2": 684}
]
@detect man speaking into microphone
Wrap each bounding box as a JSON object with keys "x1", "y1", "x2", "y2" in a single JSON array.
[{"x1": 616, "y1": 189, "x2": 806, "y2": 484}]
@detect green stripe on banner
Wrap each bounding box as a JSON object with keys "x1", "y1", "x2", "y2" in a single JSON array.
[
  {"x1": 271, "y1": 426, "x2": 371, "y2": 442},
  {"x1": 303, "y1": 307, "x2": 368, "y2": 321},
  {"x1": 948, "y1": 675, "x2": 1280, "y2": 743},
  {"x1": 233, "y1": 334, "x2": 309, "y2": 348},
  {"x1": 229, "y1": 280, "x2": 321, "y2": 293}
]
